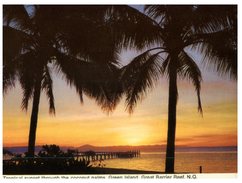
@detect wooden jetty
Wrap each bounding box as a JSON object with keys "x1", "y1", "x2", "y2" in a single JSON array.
[{"x1": 76, "y1": 150, "x2": 141, "y2": 161}]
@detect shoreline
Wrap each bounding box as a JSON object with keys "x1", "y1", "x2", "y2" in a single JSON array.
[
  {"x1": 3, "y1": 167, "x2": 162, "y2": 175},
  {"x1": 91, "y1": 167, "x2": 162, "y2": 174}
]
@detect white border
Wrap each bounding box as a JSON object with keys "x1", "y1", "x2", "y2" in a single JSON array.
[{"x1": 0, "y1": 0, "x2": 240, "y2": 5}]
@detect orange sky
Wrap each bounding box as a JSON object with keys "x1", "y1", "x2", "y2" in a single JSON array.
[
  {"x1": 3, "y1": 77, "x2": 237, "y2": 147},
  {"x1": 2, "y1": 50, "x2": 237, "y2": 148}
]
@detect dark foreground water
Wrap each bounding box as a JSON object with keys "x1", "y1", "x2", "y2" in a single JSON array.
[{"x1": 96, "y1": 152, "x2": 237, "y2": 173}]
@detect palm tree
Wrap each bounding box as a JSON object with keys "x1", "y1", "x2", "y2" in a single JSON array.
[
  {"x1": 3, "y1": 5, "x2": 122, "y2": 157},
  {"x1": 113, "y1": 5, "x2": 236, "y2": 173}
]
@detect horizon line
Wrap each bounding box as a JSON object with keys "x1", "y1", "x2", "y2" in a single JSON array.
[{"x1": 3, "y1": 144, "x2": 238, "y2": 148}]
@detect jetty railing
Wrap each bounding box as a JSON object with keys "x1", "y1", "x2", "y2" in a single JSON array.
[{"x1": 76, "y1": 150, "x2": 141, "y2": 161}]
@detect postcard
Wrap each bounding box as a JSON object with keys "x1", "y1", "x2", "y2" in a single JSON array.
[{"x1": 1, "y1": 2, "x2": 238, "y2": 181}]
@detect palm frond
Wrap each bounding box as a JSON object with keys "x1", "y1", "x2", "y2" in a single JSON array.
[
  {"x1": 3, "y1": 25, "x2": 34, "y2": 67},
  {"x1": 190, "y1": 28, "x2": 237, "y2": 79},
  {"x1": 16, "y1": 52, "x2": 38, "y2": 111},
  {"x1": 42, "y1": 66, "x2": 55, "y2": 114},
  {"x1": 3, "y1": 67, "x2": 16, "y2": 94},
  {"x1": 34, "y1": 5, "x2": 120, "y2": 65},
  {"x1": 21, "y1": 82, "x2": 34, "y2": 112},
  {"x1": 3, "y1": 26, "x2": 28, "y2": 64},
  {"x1": 145, "y1": 5, "x2": 205, "y2": 45},
  {"x1": 54, "y1": 52, "x2": 85, "y2": 103},
  {"x1": 55, "y1": 51, "x2": 122, "y2": 112},
  {"x1": 178, "y1": 51, "x2": 203, "y2": 114},
  {"x1": 191, "y1": 5, "x2": 237, "y2": 33},
  {"x1": 105, "y1": 5, "x2": 164, "y2": 50},
  {"x1": 3, "y1": 25, "x2": 36, "y2": 94},
  {"x1": 160, "y1": 55, "x2": 170, "y2": 76},
  {"x1": 3, "y1": 26, "x2": 35, "y2": 92},
  {"x1": 145, "y1": 5, "x2": 194, "y2": 25},
  {"x1": 121, "y1": 51, "x2": 163, "y2": 113},
  {"x1": 84, "y1": 65, "x2": 123, "y2": 113},
  {"x1": 145, "y1": 5, "x2": 167, "y2": 20},
  {"x1": 122, "y1": 47, "x2": 164, "y2": 68},
  {"x1": 3, "y1": 5, "x2": 32, "y2": 31},
  {"x1": 60, "y1": 25, "x2": 120, "y2": 65}
]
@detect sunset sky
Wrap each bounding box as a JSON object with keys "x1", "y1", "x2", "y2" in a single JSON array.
[{"x1": 3, "y1": 45, "x2": 237, "y2": 147}]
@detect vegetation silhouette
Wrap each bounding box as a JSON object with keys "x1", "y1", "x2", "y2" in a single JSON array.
[
  {"x1": 38, "y1": 144, "x2": 66, "y2": 157},
  {"x1": 110, "y1": 5, "x2": 237, "y2": 173},
  {"x1": 4, "y1": 144, "x2": 93, "y2": 174},
  {"x1": 3, "y1": 145, "x2": 140, "y2": 174},
  {"x1": 3, "y1": 148, "x2": 13, "y2": 156},
  {"x1": 3, "y1": 5, "x2": 122, "y2": 157}
]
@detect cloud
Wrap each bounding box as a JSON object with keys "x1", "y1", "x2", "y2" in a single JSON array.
[{"x1": 175, "y1": 133, "x2": 237, "y2": 147}]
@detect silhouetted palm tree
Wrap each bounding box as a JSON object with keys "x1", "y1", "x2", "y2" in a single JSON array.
[
  {"x1": 113, "y1": 5, "x2": 236, "y2": 173},
  {"x1": 3, "y1": 5, "x2": 122, "y2": 157}
]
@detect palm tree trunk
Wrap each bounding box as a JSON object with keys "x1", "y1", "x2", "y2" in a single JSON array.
[
  {"x1": 165, "y1": 54, "x2": 178, "y2": 173},
  {"x1": 27, "y1": 77, "x2": 42, "y2": 157}
]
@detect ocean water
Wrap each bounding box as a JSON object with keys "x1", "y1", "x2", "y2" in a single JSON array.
[{"x1": 100, "y1": 152, "x2": 237, "y2": 173}]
